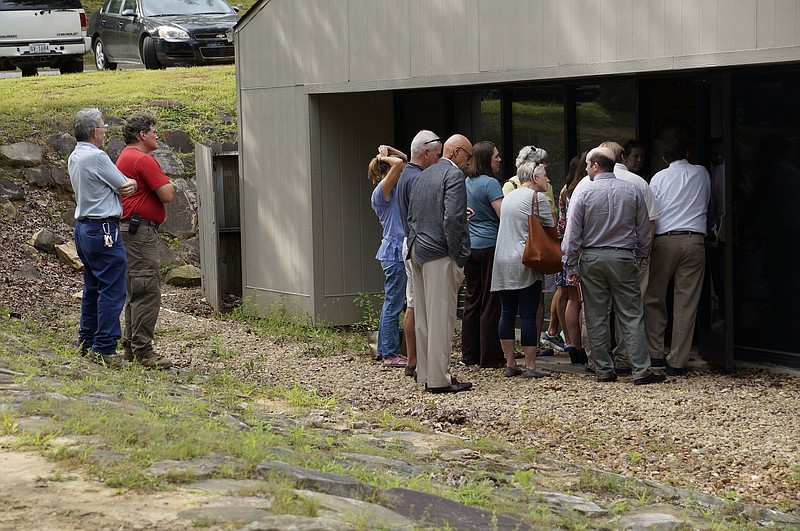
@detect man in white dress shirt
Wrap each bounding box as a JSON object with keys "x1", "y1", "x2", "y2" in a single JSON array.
[{"x1": 644, "y1": 138, "x2": 710, "y2": 375}]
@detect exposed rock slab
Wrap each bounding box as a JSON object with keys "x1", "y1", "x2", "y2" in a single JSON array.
[
  {"x1": 1, "y1": 142, "x2": 44, "y2": 167},
  {"x1": 147, "y1": 453, "x2": 244, "y2": 480},
  {"x1": 295, "y1": 489, "x2": 415, "y2": 530},
  {"x1": 178, "y1": 505, "x2": 271, "y2": 525},
  {"x1": 46, "y1": 133, "x2": 77, "y2": 159},
  {"x1": 378, "y1": 487, "x2": 527, "y2": 530},
  {"x1": 255, "y1": 461, "x2": 376, "y2": 500},
  {"x1": 54, "y1": 241, "x2": 82, "y2": 270},
  {"x1": 618, "y1": 511, "x2": 685, "y2": 530},
  {"x1": 30, "y1": 228, "x2": 64, "y2": 251},
  {"x1": 0, "y1": 178, "x2": 24, "y2": 200},
  {"x1": 165, "y1": 264, "x2": 202, "y2": 287},
  {"x1": 239, "y1": 515, "x2": 354, "y2": 530}
]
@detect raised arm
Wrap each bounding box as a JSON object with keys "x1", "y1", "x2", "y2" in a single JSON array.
[
  {"x1": 378, "y1": 144, "x2": 408, "y2": 162},
  {"x1": 377, "y1": 154, "x2": 406, "y2": 200}
]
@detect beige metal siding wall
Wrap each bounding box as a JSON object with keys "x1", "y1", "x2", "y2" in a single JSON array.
[
  {"x1": 238, "y1": 85, "x2": 313, "y2": 316},
  {"x1": 235, "y1": 0, "x2": 800, "y2": 92},
  {"x1": 311, "y1": 91, "x2": 394, "y2": 325}
]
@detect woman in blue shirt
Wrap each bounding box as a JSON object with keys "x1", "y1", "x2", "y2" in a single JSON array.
[
  {"x1": 368, "y1": 145, "x2": 408, "y2": 367},
  {"x1": 461, "y1": 141, "x2": 505, "y2": 368}
]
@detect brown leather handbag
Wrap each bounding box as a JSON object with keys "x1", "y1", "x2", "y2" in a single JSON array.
[{"x1": 521, "y1": 192, "x2": 562, "y2": 274}]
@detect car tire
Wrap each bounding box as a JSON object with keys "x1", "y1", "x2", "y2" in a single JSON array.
[
  {"x1": 20, "y1": 66, "x2": 38, "y2": 77},
  {"x1": 141, "y1": 36, "x2": 163, "y2": 70},
  {"x1": 59, "y1": 57, "x2": 84, "y2": 74},
  {"x1": 94, "y1": 38, "x2": 117, "y2": 71}
]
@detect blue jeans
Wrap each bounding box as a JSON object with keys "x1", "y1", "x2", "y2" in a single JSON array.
[
  {"x1": 378, "y1": 260, "x2": 407, "y2": 358},
  {"x1": 498, "y1": 281, "x2": 542, "y2": 347},
  {"x1": 74, "y1": 220, "x2": 127, "y2": 355}
]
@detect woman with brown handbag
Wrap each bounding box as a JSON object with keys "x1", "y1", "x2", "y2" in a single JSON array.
[{"x1": 490, "y1": 161, "x2": 554, "y2": 378}]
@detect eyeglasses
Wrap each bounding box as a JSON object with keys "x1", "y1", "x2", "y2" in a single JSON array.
[
  {"x1": 423, "y1": 138, "x2": 441, "y2": 145},
  {"x1": 95, "y1": 124, "x2": 109, "y2": 131},
  {"x1": 459, "y1": 147, "x2": 473, "y2": 162}
]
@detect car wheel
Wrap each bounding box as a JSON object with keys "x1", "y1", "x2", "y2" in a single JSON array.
[
  {"x1": 20, "y1": 66, "x2": 37, "y2": 77},
  {"x1": 141, "y1": 36, "x2": 163, "y2": 70},
  {"x1": 59, "y1": 57, "x2": 84, "y2": 74},
  {"x1": 94, "y1": 38, "x2": 118, "y2": 71}
]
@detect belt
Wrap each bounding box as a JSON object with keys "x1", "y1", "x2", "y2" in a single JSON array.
[
  {"x1": 655, "y1": 231, "x2": 703, "y2": 237},
  {"x1": 586, "y1": 246, "x2": 633, "y2": 252},
  {"x1": 121, "y1": 218, "x2": 159, "y2": 228},
  {"x1": 77, "y1": 216, "x2": 120, "y2": 223}
]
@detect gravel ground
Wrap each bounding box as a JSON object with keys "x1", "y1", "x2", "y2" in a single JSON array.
[
  {"x1": 1, "y1": 188, "x2": 798, "y2": 515},
  {"x1": 154, "y1": 289, "x2": 800, "y2": 515}
]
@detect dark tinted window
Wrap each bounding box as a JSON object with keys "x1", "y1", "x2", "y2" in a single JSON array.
[
  {"x1": 733, "y1": 69, "x2": 800, "y2": 356},
  {"x1": 141, "y1": 0, "x2": 233, "y2": 16},
  {"x1": 104, "y1": 0, "x2": 122, "y2": 14},
  {"x1": 0, "y1": 0, "x2": 82, "y2": 9}
]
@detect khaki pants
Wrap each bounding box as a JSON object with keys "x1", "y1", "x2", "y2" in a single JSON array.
[
  {"x1": 121, "y1": 224, "x2": 162, "y2": 358},
  {"x1": 412, "y1": 256, "x2": 463, "y2": 388},
  {"x1": 645, "y1": 233, "x2": 705, "y2": 368}
]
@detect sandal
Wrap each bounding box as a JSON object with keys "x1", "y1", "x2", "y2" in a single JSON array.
[{"x1": 382, "y1": 355, "x2": 408, "y2": 368}]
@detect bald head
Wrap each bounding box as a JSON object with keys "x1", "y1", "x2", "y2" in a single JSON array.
[
  {"x1": 442, "y1": 134, "x2": 473, "y2": 171},
  {"x1": 586, "y1": 146, "x2": 616, "y2": 178}
]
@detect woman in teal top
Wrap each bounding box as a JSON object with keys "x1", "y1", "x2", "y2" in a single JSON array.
[{"x1": 461, "y1": 141, "x2": 505, "y2": 368}]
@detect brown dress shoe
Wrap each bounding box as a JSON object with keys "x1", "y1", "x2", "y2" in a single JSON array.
[
  {"x1": 87, "y1": 351, "x2": 127, "y2": 369},
  {"x1": 137, "y1": 352, "x2": 173, "y2": 370}
]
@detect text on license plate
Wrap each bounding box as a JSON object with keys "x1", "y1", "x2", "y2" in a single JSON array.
[{"x1": 29, "y1": 43, "x2": 49, "y2": 54}]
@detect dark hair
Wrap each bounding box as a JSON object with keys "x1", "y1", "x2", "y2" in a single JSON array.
[
  {"x1": 465, "y1": 141, "x2": 496, "y2": 178},
  {"x1": 662, "y1": 138, "x2": 688, "y2": 163},
  {"x1": 123, "y1": 113, "x2": 157, "y2": 145},
  {"x1": 624, "y1": 139, "x2": 644, "y2": 153},
  {"x1": 563, "y1": 152, "x2": 587, "y2": 200}
]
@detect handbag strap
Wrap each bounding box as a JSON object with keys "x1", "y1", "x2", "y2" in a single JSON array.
[{"x1": 531, "y1": 191, "x2": 540, "y2": 218}]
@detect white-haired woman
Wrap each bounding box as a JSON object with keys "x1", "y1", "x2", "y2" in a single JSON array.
[
  {"x1": 504, "y1": 145, "x2": 565, "y2": 355},
  {"x1": 491, "y1": 161, "x2": 553, "y2": 378}
]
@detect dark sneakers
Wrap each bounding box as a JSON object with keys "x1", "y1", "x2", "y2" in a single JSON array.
[
  {"x1": 426, "y1": 376, "x2": 473, "y2": 394},
  {"x1": 665, "y1": 363, "x2": 686, "y2": 376},
  {"x1": 634, "y1": 372, "x2": 667, "y2": 385},
  {"x1": 567, "y1": 346, "x2": 589, "y2": 365},
  {"x1": 597, "y1": 373, "x2": 618, "y2": 382}
]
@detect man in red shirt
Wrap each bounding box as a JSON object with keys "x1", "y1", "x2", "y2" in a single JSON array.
[{"x1": 117, "y1": 114, "x2": 175, "y2": 369}]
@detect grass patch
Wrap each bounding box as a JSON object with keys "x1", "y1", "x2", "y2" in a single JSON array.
[{"x1": 0, "y1": 66, "x2": 239, "y2": 164}]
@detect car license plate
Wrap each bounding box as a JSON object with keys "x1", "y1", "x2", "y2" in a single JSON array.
[{"x1": 29, "y1": 43, "x2": 49, "y2": 54}]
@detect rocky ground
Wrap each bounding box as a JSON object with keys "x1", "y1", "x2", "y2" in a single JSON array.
[{"x1": 1, "y1": 182, "x2": 799, "y2": 529}]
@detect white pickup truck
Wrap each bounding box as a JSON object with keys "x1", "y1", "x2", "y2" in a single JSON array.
[{"x1": 0, "y1": 0, "x2": 90, "y2": 76}]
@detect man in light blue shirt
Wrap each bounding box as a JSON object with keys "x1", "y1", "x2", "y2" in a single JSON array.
[{"x1": 68, "y1": 108, "x2": 136, "y2": 368}]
